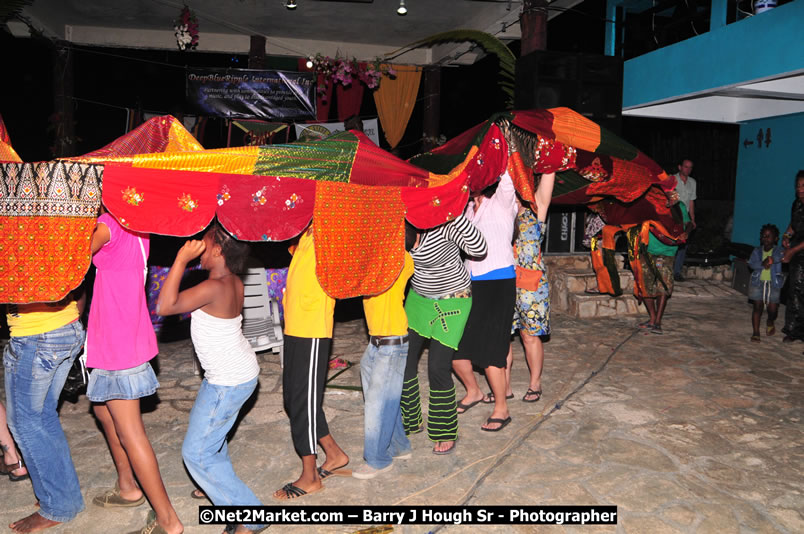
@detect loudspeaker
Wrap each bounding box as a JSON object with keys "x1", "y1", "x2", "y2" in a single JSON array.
[{"x1": 515, "y1": 51, "x2": 623, "y2": 134}]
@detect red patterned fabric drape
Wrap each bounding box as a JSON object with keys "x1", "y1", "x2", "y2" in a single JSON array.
[{"x1": 336, "y1": 63, "x2": 366, "y2": 121}]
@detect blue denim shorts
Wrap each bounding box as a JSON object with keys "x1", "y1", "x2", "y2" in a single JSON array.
[
  {"x1": 748, "y1": 280, "x2": 780, "y2": 304},
  {"x1": 87, "y1": 362, "x2": 159, "y2": 402}
]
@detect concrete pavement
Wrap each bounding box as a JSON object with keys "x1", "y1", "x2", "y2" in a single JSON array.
[{"x1": 1, "y1": 280, "x2": 802, "y2": 533}]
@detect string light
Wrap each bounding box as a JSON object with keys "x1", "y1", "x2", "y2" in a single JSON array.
[
  {"x1": 397, "y1": 0, "x2": 407, "y2": 16},
  {"x1": 286, "y1": 0, "x2": 297, "y2": 10}
]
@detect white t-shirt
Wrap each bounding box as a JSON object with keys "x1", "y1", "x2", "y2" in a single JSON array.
[{"x1": 674, "y1": 173, "x2": 697, "y2": 207}]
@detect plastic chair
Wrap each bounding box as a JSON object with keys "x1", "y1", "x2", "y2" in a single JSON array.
[{"x1": 240, "y1": 267, "x2": 284, "y2": 367}]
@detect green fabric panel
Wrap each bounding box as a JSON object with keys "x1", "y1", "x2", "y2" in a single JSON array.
[
  {"x1": 602, "y1": 247, "x2": 623, "y2": 297},
  {"x1": 553, "y1": 169, "x2": 592, "y2": 198},
  {"x1": 254, "y1": 132, "x2": 357, "y2": 182},
  {"x1": 648, "y1": 202, "x2": 689, "y2": 255},
  {"x1": 597, "y1": 124, "x2": 640, "y2": 161}
]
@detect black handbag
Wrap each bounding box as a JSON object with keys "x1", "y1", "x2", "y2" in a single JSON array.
[{"x1": 61, "y1": 354, "x2": 88, "y2": 399}]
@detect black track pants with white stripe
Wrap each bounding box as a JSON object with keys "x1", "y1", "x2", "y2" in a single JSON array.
[{"x1": 282, "y1": 335, "x2": 332, "y2": 457}]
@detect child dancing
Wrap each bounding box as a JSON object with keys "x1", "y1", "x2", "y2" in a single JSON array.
[{"x1": 158, "y1": 222, "x2": 264, "y2": 534}]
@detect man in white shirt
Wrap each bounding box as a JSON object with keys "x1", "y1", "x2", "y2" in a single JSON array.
[{"x1": 673, "y1": 159, "x2": 696, "y2": 281}]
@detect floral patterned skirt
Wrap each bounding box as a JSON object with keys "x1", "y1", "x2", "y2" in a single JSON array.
[{"x1": 512, "y1": 272, "x2": 550, "y2": 337}]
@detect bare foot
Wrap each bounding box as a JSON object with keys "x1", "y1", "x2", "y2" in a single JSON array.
[
  {"x1": 319, "y1": 450, "x2": 349, "y2": 473},
  {"x1": 9, "y1": 512, "x2": 60, "y2": 533}
]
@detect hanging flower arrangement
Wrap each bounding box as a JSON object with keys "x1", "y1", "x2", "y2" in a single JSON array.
[
  {"x1": 310, "y1": 54, "x2": 396, "y2": 99},
  {"x1": 173, "y1": 5, "x2": 199, "y2": 51}
]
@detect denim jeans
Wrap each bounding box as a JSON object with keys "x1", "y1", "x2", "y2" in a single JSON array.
[
  {"x1": 674, "y1": 244, "x2": 687, "y2": 276},
  {"x1": 3, "y1": 321, "x2": 85, "y2": 522},
  {"x1": 360, "y1": 338, "x2": 410, "y2": 469},
  {"x1": 182, "y1": 377, "x2": 264, "y2": 529}
]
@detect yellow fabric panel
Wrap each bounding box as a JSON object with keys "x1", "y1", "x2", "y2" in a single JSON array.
[
  {"x1": 282, "y1": 229, "x2": 335, "y2": 338},
  {"x1": 130, "y1": 146, "x2": 261, "y2": 175},
  {"x1": 548, "y1": 107, "x2": 601, "y2": 153},
  {"x1": 165, "y1": 121, "x2": 204, "y2": 152},
  {"x1": 363, "y1": 252, "x2": 413, "y2": 337},
  {"x1": 373, "y1": 65, "x2": 422, "y2": 149},
  {"x1": 6, "y1": 301, "x2": 79, "y2": 337},
  {"x1": 0, "y1": 140, "x2": 21, "y2": 163}
]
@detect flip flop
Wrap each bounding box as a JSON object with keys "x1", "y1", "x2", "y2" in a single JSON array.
[
  {"x1": 273, "y1": 482, "x2": 325, "y2": 501},
  {"x1": 522, "y1": 388, "x2": 542, "y2": 403},
  {"x1": 637, "y1": 320, "x2": 654, "y2": 329},
  {"x1": 432, "y1": 440, "x2": 457, "y2": 455},
  {"x1": 456, "y1": 398, "x2": 482, "y2": 414},
  {"x1": 651, "y1": 325, "x2": 664, "y2": 335},
  {"x1": 317, "y1": 463, "x2": 351, "y2": 480},
  {"x1": 481, "y1": 416, "x2": 512, "y2": 432},
  {"x1": 190, "y1": 488, "x2": 207, "y2": 499},
  {"x1": 481, "y1": 392, "x2": 514, "y2": 404},
  {"x1": 750, "y1": 335, "x2": 761, "y2": 343},
  {"x1": 767, "y1": 325, "x2": 776, "y2": 336}
]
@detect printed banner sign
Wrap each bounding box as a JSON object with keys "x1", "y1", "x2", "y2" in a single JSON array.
[
  {"x1": 186, "y1": 68, "x2": 316, "y2": 120},
  {"x1": 295, "y1": 118, "x2": 380, "y2": 145}
]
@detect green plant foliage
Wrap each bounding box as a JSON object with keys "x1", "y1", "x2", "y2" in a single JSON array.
[
  {"x1": 386, "y1": 29, "x2": 516, "y2": 109},
  {"x1": 0, "y1": 0, "x2": 34, "y2": 22}
]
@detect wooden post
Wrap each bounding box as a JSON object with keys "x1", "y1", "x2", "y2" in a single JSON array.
[
  {"x1": 52, "y1": 41, "x2": 75, "y2": 157},
  {"x1": 521, "y1": 0, "x2": 548, "y2": 55},
  {"x1": 249, "y1": 35, "x2": 266, "y2": 69},
  {"x1": 421, "y1": 65, "x2": 441, "y2": 153}
]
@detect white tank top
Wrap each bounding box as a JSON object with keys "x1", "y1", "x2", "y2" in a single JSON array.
[{"x1": 190, "y1": 309, "x2": 260, "y2": 386}]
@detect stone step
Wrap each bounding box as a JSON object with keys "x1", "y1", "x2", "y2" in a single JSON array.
[
  {"x1": 559, "y1": 269, "x2": 635, "y2": 293},
  {"x1": 567, "y1": 292, "x2": 641, "y2": 319}
]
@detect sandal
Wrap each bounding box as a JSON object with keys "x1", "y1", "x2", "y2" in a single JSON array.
[
  {"x1": 767, "y1": 325, "x2": 776, "y2": 336},
  {"x1": 481, "y1": 392, "x2": 514, "y2": 404},
  {"x1": 750, "y1": 335, "x2": 761, "y2": 343},
  {"x1": 190, "y1": 488, "x2": 207, "y2": 499},
  {"x1": 316, "y1": 462, "x2": 351, "y2": 480},
  {"x1": 637, "y1": 320, "x2": 654, "y2": 329},
  {"x1": 522, "y1": 388, "x2": 542, "y2": 403},
  {"x1": 93, "y1": 482, "x2": 146, "y2": 508},
  {"x1": 456, "y1": 398, "x2": 482, "y2": 414},
  {"x1": 273, "y1": 482, "x2": 324, "y2": 500},
  {"x1": 2, "y1": 459, "x2": 30, "y2": 481},
  {"x1": 481, "y1": 416, "x2": 512, "y2": 432},
  {"x1": 432, "y1": 440, "x2": 457, "y2": 456}
]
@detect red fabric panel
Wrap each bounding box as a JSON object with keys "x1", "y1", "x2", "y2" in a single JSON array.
[
  {"x1": 587, "y1": 158, "x2": 655, "y2": 204},
  {"x1": 424, "y1": 121, "x2": 487, "y2": 157},
  {"x1": 336, "y1": 81, "x2": 365, "y2": 122},
  {"x1": 217, "y1": 174, "x2": 315, "y2": 242},
  {"x1": 102, "y1": 164, "x2": 218, "y2": 236},
  {"x1": 509, "y1": 109, "x2": 558, "y2": 139},
  {"x1": 402, "y1": 174, "x2": 470, "y2": 230},
  {"x1": 464, "y1": 124, "x2": 508, "y2": 193},
  {"x1": 349, "y1": 132, "x2": 431, "y2": 187},
  {"x1": 83, "y1": 117, "x2": 177, "y2": 158}
]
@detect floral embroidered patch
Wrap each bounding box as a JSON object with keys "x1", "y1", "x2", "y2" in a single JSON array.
[
  {"x1": 283, "y1": 193, "x2": 301, "y2": 210},
  {"x1": 178, "y1": 193, "x2": 198, "y2": 212},
  {"x1": 216, "y1": 185, "x2": 231, "y2": 206},
  {"x1": 122, "y1": 187, "x2": 144, "y2": 206},
  {"x1": 252, "y1": 187, "x2": 268, "y2": 208}
]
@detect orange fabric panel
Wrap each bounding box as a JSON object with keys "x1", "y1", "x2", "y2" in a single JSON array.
[
  {"x1": 507, "y1": 151, "x2": 535, "y2": 205},
  {"x1": 590, "y1": 246, "x2": 615, "y2": 295},
  {"x1": 313, "y1": 181, "x2": 406, "y2": 299},
  {"x1": 548, "y1": 107, "x2": 601, "y2": 153},
  {"x1": 373, "y1": 65, "x2": 422, "y2": 149},
  {"x1": 0, "y1": 216, "x2": 94, "y2": 303}
]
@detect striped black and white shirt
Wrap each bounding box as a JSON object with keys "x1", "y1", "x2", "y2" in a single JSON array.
[{"x1": 410, "y1": 215, "x2": 487, "y2": 298}]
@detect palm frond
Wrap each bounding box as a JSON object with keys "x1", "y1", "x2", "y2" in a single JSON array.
[
  {"x1": 0, "y1": 0, "x2": 34, "y2": 22},
  {"x1": 386, "y1": 29, "x2": 516, "y2": 109}
]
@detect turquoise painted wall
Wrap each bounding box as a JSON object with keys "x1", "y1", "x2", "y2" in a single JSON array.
[
  {"x1": 623, "y1": 1, "x2": 804, "y2": 108},
  {"x1": 732, "y1": 112, "x2": 804, "y2": 246}
]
